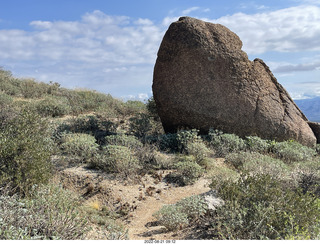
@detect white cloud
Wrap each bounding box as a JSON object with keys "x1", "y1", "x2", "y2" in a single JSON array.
[
  {"x1": 0, "y1": 10, "x2": 164, "y2": 97},
  {"x1": 273, "y1": 61, "x2": 320, "y2": 73},
  {"x1": 1, "y1": 10, "x2": 163, "y2": 64},
  {"x1": 210, "y1": 5, "x2": 320, "y2": 54},
  {"x1": 1, "y1": 5, "x2": 320, "y2": 99},
  {"x1": 182, "y1": 7, "x2": 200, "y2": 15}
]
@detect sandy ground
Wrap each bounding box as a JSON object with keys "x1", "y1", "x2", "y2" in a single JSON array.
[
  {"x1": 126, "y1": 178, "x2": 211, "y2": 240},
  {"x1": 58, "y1": 163, "x2": 216, "y2": 240}
]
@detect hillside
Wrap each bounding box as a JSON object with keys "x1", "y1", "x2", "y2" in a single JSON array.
[
  {"x1": 295, "y1": 97, "x2": 320, "y2": 122},
  {"x1": 1, "y1": 68, "x2": 320, "y2": 240}
]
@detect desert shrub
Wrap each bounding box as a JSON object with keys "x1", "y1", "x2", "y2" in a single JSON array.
[
  {"x1": 210, "y1": 174, "x2": 320, "y2": 240},
  {"x1": 0, "y1": 92, "x2": 13, "y2": 106},
  {"x1": 0, "y1": 184, "x2": 88, "y2": 240},
  {"x1": 20, "y1": 79, "x2": 48, "y2": 99},
  {"x1": 208, "y1": 164, "x2": 239, "y2": 184},
  {"x1": 167, "y1": 157, "x2": 204, "y2": 186},
  {"x1": 154, "y1": 195, "x2": 208, "y2": 232},
  {"x1": 123, "y1": 100, "x2": 146, "y2": 115},
  {"x1": 33, "y1": 96, "x2": 71, "y2": 117},
  {"x1": 157, "y1": 133, "x2": 179, "y2": 152},
  {"x1": 186, "y1": 141, "x2": 211, "y2": 167},
  {"x1": 54, "y1": 115, "x2": 117, "y2": 144},
  {"x1": 208, "y1": 129, "x2": 246, "y2": 156},
  {"x1": 176, "y1": 195, "x2": 208, "y2": 220},
  {"x1": 60, "y1": 133, "x2": 99, "y2": 164},
  {"x1": 271, "y1": 141, "x2": 316, "y2": 163},
  {"x1": 177, "y1": 129, "x2": 202, "y2": 153},
  {"x1": 146, "y1": 96, "x2": 159, "y2": 119},
  {"x1": 153, "y1": 204, "x2": 189, "y2": 231},
  {"x1": 0, "y1": 106, "x2": 19, "y2": 129},
  {"x1": 74, "y1": 89, "x2": 111, "y2": 111},
  {"x1": 135, "y1": 144, "x2": 175, "y2": 170},
  {"x1": 316, "y1": 144, "x2": 320, "y2": 155},
  {"x1": 226, "y1": 152, "x2": 289, "y2": 178},
  {"x1": 129, "y1": 113, "x2": 155, "y2": 139},
  {"x1": 62, "y1": 89, "x2": 123, "y2": 116},
  {"x1": 105, "y1": 134, "x2": 143, "y2": 149},
  {"x1": 91, "y1": 145, "x2": 140, "y2": 177},
  {"x1": 0, "y1": 69, "x2": 20, "y2": 96},
  {"x1": 0, "y1": 110, "x2": 54, "y2": 195},
  {"x1": 298, "y1": 173, "x2": 320, "y2": 197},
  {"x1": 245, "y1": 136, "x2": 271, "y2": 153}
]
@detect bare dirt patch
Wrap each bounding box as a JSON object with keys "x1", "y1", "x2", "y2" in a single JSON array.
[{"x1": 57, "y1": 165, "x2": 212, "y2": 240}]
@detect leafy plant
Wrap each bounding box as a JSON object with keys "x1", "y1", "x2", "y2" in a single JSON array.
[
  {"x1": 176, "y1": 129, "x2": 201, "y2": 153},
  {"x1": 208, "y1": 129, "x2": 246, "y2": 157},
  {"x1": 92, "y1": 145, "x2": 140, "y2": 178},
  {"x1": 271, "y1": 140, "x2": 316, "y2": 163},
  {"x1": 245, "y1": 136, "x2": 271, "y2": 153},
  {"x1": 167, "y1": 157, "x2": 204, "y2": 186},
  {"x1": 105, "y1": 134, "x2": 143, "y2": 149},
  {"x1": 225, "y1": 151, "x2": 289, "y2": 179},
  {"x1": 154, "y1": 195, "x2": 208, "y2": 232},
  {"x1": 0, "y1": 184, "x2": 88, "y2": 240},
  {"x1": 60, "y1": 133, "x2": 99, "y2": 164},
  {"x1": 33, "y1": 96, "x2": 71, "y2": 117},
  {"x1": 186, "y1": 141, "x2": 211, "y2": 167},
  {"x1": 210, "y1": 173, "x2": 320, "y2": 240},
  {"x1": 176, "y1": 195, "x2": 208, "y2": 220},
  {"x1": 0, "y1": 110, "x2": 54, "y2": 195},
  {"x1": 129, "y1": 113, "x2": 154, "y2": 139},
  {"x1": 153, "y1": 204, "x2": 189, "y2": 231}
]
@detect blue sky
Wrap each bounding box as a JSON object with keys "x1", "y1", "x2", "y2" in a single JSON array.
[{"x1": 0, "y1": 0, "x2": 320, "y2": 100}]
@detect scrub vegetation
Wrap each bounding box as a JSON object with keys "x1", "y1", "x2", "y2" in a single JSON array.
[{"x1": 1, "y1": 68, "x2": 320, "y2": 240}]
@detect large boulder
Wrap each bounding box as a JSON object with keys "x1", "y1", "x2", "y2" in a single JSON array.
[
  {"x1": 308, "y1": 122, "x2": 320, "y2": 144},
  {"x1": 152, "y1": 17, "x2": 316, "y2": 147}
]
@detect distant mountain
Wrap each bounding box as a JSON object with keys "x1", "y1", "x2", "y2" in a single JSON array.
[{"x1": 295, "y1": 97, "x2": 320, "y2": 122}]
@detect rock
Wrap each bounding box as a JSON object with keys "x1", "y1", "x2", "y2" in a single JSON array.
[
  {"x1": 308, "y1": 122, "x2": 320, "y2": 143},
  {"x1": 200, "y1": 190, "x2": 224, "y2": 210},
  {"x1": 152, "y1": 17, "x2": 316, "y2": 147}
]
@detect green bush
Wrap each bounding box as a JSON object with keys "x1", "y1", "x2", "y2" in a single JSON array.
[
  {"x1": 153, "y1": 204, "x2": 189, "y2": 231},
  {"x1": 157, "y1": 133, "x2": 179, "y2": 152},
  {"x1": 60, "y1": 133, "x2": 99, "y2": 164},
  {"x1": 316, "y1": 144, "x2": 320, "y2": 155},
  {"x1": 146, "y1": 96, "x2": 159, "y2": 120},
  {"x1": 0, "y1": 110, "x2": 54, "y2": 195},
  {"x1": 105, "y1": 134, "x2": 143, "y2": 149},
  {"x1": 33, "y1": 96, "x2": 71, "y2": 117},
  {"x1": 208, "y1": 129, "x2": 246, "y2": 157},
  {"x1": 226, "y1": 152, "x2": 289, "y2": 178},
  {"x1": 129, "y1": 113, "x2": 155, "y2": 139},
  {"x1": 20, "y1": 79, "x2": 48, "y2": 99},
  {"x1": 210, "y1": 174, "x2": 320, "y2": 240},
  {"x1": 54, "y1": 115, "x2": 117, "y2": 145},
  {"x1": 177, "y1": 129, "x2": 201, "y2": 153},
  {"x1": 92, "y1": 145, "x2": 140, "y2": 178},
  {"x1": 154, "y1": 195, "x2": 208, "y2": 231},
  {"x1": 245, "y1": 136, "x2": 271, "y2": 153},
  {"x1": 135, "y1": 145, "x2": 175, "y2": 170},
  {"x1": 169, "y1": 157, "x2": 204, "y2": 186},
  {"x1": 186, "y1": 141, "x2": 211, "y2": 167},
  {"x1": 0, "y1": 69, "x2": 20, "y2": 96},
  {"x1": 123, "y1": 100, "x2": 146, "y2": 115},
  {"x1": 0, "y1": 92, "x2": 13, "y2": 106},
  {"x1": 271, "y1": 141, "x2": 316, "y2": 163},
  {"x1": 0, "y1": 184, "x2": 88, "y2": 240},
  {"x1": 176, "y1": 195, "x2": 208, "y2": 220}
]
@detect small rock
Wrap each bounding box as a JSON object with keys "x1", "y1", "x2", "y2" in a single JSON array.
[{"x1": 200, "y1": 190, "x2": 224, "y2": 210}]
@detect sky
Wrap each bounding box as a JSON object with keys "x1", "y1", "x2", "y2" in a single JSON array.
[{"x1": 0, "y1": 0, "x2": 320, "y2": 100}]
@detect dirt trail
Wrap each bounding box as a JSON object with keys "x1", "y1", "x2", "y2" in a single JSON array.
[{"x1": 127, "y1": 178, "x2": 211, "y2": 240}]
